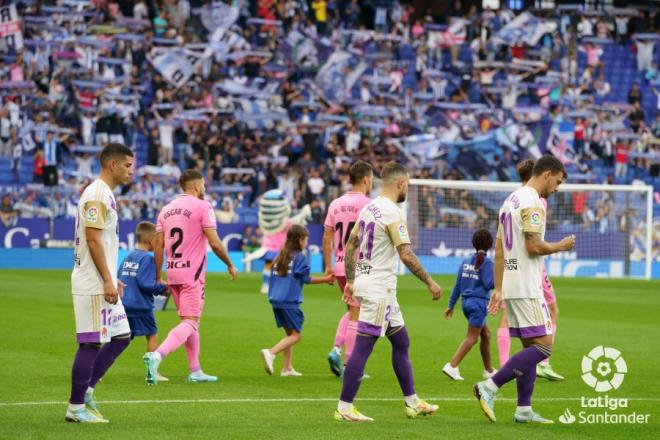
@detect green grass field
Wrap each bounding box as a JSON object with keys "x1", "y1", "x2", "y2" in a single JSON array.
[{"x1": 0, "y1": 270, "x2": 659, "y2": 439}]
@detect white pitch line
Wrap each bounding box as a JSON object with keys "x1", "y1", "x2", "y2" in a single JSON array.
[{"x1": 1, "y1": 397, "x2": 660, "y2": 407}]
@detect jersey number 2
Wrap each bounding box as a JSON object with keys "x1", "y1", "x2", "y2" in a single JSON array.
[{"x1": 170, "y1": 227, "x2": 184, "y2": 258}]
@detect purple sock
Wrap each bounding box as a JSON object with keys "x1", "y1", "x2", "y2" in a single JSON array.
[
  {"x1": 387, "y1": 326, "x2": 415, "y2": 397},
  {"x1": 89, "y1": 338, "x2": 130, "y2": 389},
  {"x1": 516, "y1": 364, "x2": 537, "y2": 406},
  {"x1": 70, "y1": 344, "x2": 100, "y2": 404},
  {"x1": 492, "y1": 344, "x2": 550, "y2": 388},
  {"x1": 339, "y1": 333, "x2": 378, "y2": 403}
]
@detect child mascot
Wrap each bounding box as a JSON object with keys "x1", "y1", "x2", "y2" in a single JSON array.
[{"x1": 244, "y1": 189, "x2": 311, "y2": 294}]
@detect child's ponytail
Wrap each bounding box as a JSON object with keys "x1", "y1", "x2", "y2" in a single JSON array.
[{"x1": 472, "y1": 229, "x2": 494, "y2": 270}]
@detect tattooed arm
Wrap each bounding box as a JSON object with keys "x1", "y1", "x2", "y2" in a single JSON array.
[
  {"x1": 344, "y1": 234, "x2": 359, "y2": 284},
  {"x1": 397, "y1": 244, "x2": 442, "y2": 300}
]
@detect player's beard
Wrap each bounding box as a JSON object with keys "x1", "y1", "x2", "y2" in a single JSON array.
[
  {"x1": 198, "y1": 189, "x2": 205, "y2": 200},
  {"x1": 397, "y1": 190, "x2": 406, "y2": 203}
]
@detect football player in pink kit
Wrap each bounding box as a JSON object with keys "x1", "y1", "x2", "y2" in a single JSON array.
[
  {"x1": 497, "y1": 160, "x2": 564, "y2": 381},
  {"x1": 324, "y1": 161, "x2": 374, "y2": 377},
  {"x1": 143, "y1": 170, "x2": 238, "y2": 385}
]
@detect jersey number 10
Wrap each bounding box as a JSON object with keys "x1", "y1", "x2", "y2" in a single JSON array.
[{"x1": 499, "y1": 212, "x2": 513, "y2": 251}]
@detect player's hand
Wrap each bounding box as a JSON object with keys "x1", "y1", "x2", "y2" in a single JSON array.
[
  {"x1": 228, "y1": 265, "x2": 238, "y2": 281},
  {"x1": 103, "y1": 279, "x2": 119, "y2": 305},
  {"x1": 325, "y1": 273, "x2": 335, "y2": 285},
  {"x1": 560, "y1": 234, "x2": 576, "y2": 251},
  {"x1": 488, "y1": 289, "x2": 503, "y2": 315},
  {"x1": 117, "y1": 280, "x2": 126, "y2": 298},
  {"x1": 444, "y1": 308, "x2": 454, "y2": 319},
  {"x1": 427, "y1": 278, "x2": 442, "y2": 301},
  {"x1": 324, "y1": 267, "x2": 334, "y2": 277},
  {"x1": 342, "y1": 282, "x2": 354, "y2": 304}
]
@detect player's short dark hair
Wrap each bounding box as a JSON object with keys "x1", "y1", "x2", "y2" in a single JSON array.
[
  {"x1": 516, "y1": 159, "x2": 536, "y2": 183},
  {"x1": 100, "y1": 143, "x2": 133, "y2": 168},
  {"x1": 179, "y1": 169, "x2": 204, "y2": 190},
  {"x1": 136, "y1": 221, "x2": 156, "y2": 243},
  {"x1": 349, "y1": 160, "x2": 373, "y2": 184},
  {"x1": 533, "y1": 155, "x2": 567, "y2": 178},
  {"x1": 380, "y1": 161, "x2": 407, "y2": 183}
]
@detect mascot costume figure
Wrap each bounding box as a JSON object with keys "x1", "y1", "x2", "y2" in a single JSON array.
[{"x1": 244, "y1": 189, "x2": 311, "y2": 294}]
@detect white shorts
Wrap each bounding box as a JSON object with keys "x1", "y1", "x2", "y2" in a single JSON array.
[
  {"x1": 505, "y1": 297, "x2": 553, "y2": 339},
  {"x1": 72, "y1": 294, "x2": 130, "y2": 344},
  {"x1": 355, "y1": 294, "x2": 404, "y2": 337}
]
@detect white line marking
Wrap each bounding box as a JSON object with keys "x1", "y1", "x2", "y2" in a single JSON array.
[{"x1": 1, "y1": 397, "x2": 660, "y2": 407}]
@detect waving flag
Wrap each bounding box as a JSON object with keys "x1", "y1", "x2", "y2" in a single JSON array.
[
  {"x1": 315, "y1": 51, "x2": 367, "y2": 103},
  {"x1": 0, "y1": 4, "x2": 23, "y2": 51},
  {"x1": 493, "y1": 12, "x2": 556, "y2": 47}
]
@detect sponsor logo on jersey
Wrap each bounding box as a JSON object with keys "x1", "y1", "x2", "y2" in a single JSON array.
[
  {"x1": 86, "y1": 206, "x2": 99, "y2": 223},
  {"x1": 167, "y1": 260, "x2": 191, "y2": 269},
  {"x1": 504, "y1": 258, "x2": 518, "y2": 270},
  {"x1": 530, "y1": 211, "x2": 542, "y2": 227},
  {"x1": 209, "y1": 209, "x2": 216, "y2": 222}
]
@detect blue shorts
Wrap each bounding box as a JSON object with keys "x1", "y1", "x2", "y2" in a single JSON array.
[
  {"x1": 127, "y1": 314, "x2": 158, "y2": 338},
  {"x1": 461, "y1": 297, "x2": 488, "y2": 328},
  {"x1": 272, "y1": 307, "x2": 304, "y2": 332}
]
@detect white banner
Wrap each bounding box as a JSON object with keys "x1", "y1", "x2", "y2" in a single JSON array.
[
  {"x1": 149, "y1": 49, "x2": 207, "y2": 88},
  {"x1": 0, "y1": 4, "x2": 23, "y2": 51},
  {"x1": 201, "y1": 2, "x2": 239, "y2": 33}
]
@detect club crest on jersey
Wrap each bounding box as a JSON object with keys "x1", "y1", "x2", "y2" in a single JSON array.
[
  {"x1": 86, "y1": 206, "x2": 99, "y2": 223},
  {"x1": 530, "y1": 211, "x2": 542, "y2": 227}
]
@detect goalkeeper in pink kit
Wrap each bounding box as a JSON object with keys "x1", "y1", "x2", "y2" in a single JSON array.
[
  {"x1": 144, "y1": 170, "x2": 238, "y2": 385},
  {"x1": 324, "y1": 161, "x2": 373, "y2": 377},
  {"x1": 497, "y1": 159, "x2": 564, "y2": 381}
]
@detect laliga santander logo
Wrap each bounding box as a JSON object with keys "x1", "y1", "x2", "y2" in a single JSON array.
[{"x1": 581, "y1": 345, "x2": 627, "y2": 392}]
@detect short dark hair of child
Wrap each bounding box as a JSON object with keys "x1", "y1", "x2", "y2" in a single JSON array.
[
  {"x1": 136, "y1": 221, "x2": 157, "y2": 244},
  {"x1": 472, "y1": 229, "x2": 493, "y2": 270}
]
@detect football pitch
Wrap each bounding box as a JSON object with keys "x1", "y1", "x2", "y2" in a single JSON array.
[{"x1": 1, "y1": 270, "x2": 658, "y2": 439}]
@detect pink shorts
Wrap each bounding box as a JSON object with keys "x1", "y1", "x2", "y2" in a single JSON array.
[
  {"x1": 170, "y1": 279, "x2": 205, "y2": 318},
  {"x1": 336, "y1": 276, "x2": 360, "y2": 308}
]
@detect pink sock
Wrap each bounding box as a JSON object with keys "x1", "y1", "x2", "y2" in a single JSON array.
[
  {"x1": 185, "y1": 328, "x2": 201, "y2": 373},
  {"x1": 541, "y1": 322, "x2": 557, "y2": 365},
  {"x1": 333, "y1": 313, "x2": 350, "y2": 348},
  {"x1": 344, "y1": 321, "x2": 358, "y2": 363},
  {"x1": 497, "y1": 327, "x2": 510, "y2": 368},
  {"x1": 157, "y1": 320, "x2": 197, "y2": 358}
]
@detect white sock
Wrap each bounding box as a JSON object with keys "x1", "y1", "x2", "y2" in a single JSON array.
[
  {"x1": 68, "y1": 403, "x2": 84, "y2": 411},
  {"x1": 154, "y1": 351, "x2": 162, "y2": 362},
  {"x1": 485, "y1": 378, "x2": 499, "y2": 392},
  {"x1": 404, "y1": 394, "x2": 420, "y2": 407},
  {"x1": 337, "y1": 400, "x2": 353, "y2": 412},
  {"x1": 517, "y1": 406, "x2": 532, "y2": 413},
  {"x1": 85, "y1": 387, "x2": 94, "y2": 396}
]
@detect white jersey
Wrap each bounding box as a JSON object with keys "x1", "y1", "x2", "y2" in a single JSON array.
[
  {"x1": 352, "y1": 196, "x2": 411, "y2": 297},
  {"x1": 71, "y1": 179, "x2": 119, "y2": 295},
  {"x1": 498, "y1": 186, "x2": 545, "y2": 299}
]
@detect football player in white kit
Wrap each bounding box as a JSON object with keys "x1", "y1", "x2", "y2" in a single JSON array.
[
  {"x1": 334, "y1": 162, "x2": 442, "y2": 422},
  {"x1": 66, "y1": 144, "x2": 134, "y2": 423},
  {"x1": 474, "y1": 155, "x2": 576, "y2": 424}
]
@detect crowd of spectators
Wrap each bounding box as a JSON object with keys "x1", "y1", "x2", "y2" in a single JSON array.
[{"x1": 0, "y1": 0, "x2": 658, "y2": 233}]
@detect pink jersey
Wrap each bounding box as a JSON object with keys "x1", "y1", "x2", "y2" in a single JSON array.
[
  {"x1": 156, "y1": 194, "x2": 217, "y2": 285},
  {"x1": 323, "y1": 191, "x2": 371, "y2": 276},
  {"x1": 263, "y1": 219, "x2": 293, "y2": 252}
]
